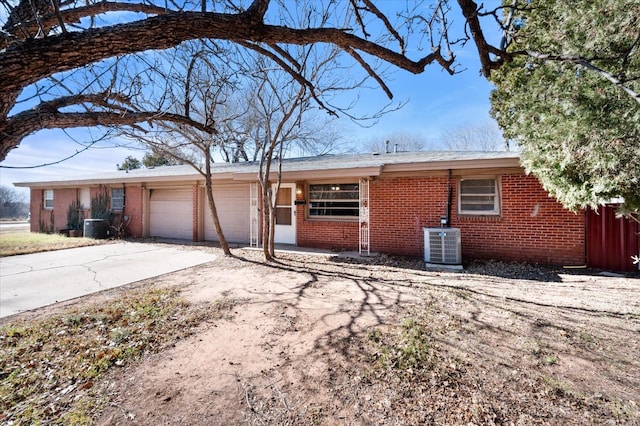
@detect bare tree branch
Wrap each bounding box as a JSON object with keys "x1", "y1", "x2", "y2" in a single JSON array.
[
  {"x1": 2, "y1": 2, "x2": 169, "y2": 45},
  {"x1": 344, "y1": 46, "x2": 393, "y2": 99},
  {"x1": 2, "y1": 14, "x2": 447, "y2": 98},
  {"x1": 457, "y1": 0, "x2": 508, "y2": 76},
  {"x1": 238, "y1": 40, "x2": 337, "y2": 116},
  {"x1": 361, "y1": 0, "x2": 405, "y2": 54},
  {"x1": 1, "y1": 94, "x2": 216, "y2": 157},
  {"x1": 1, "y1": 0, "x2": 463, "y2": 162}
]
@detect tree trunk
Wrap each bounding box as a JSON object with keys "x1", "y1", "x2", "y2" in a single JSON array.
[
  {"x1": 204, "y1": 152, "x2": 231, "y2": 256},
  {"x1": 261, "y1": 183, "x2": 273, "y2": 261},
  {"x1": 268, "y1": 182, "x2": 280, "y2": 259},
  {"x1": 205, "y1": 177, "x2": 231, "y2": 256}
]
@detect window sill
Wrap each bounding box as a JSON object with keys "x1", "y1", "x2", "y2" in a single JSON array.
[
  {"x1": 305, "y1": 217, "x2": 359, "y2": 223},
  {"x1": 457, "y1": 214, "x2": 502, "y2": 222}
]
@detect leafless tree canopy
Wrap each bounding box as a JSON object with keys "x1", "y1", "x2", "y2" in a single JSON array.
[
  {"x1": 9, "y1": 0, "x2": 628, "y2": 163},
  {"x1": 442, "y1": 121, "x2": 508, "y2": 151},
  {"x1": 1, "y1": 0, "x2": 527, "y2": 161}
]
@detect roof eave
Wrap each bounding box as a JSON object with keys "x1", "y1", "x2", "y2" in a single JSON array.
[
  {"x1": 232, "y1": 166, "x2": 383, "y2": 181},
  {"x1": 381, "y1": 157, "x2": 522, "y2": 174},
  {"x1": 14, "y1": 173, "x2": 206, "y2": 188}
]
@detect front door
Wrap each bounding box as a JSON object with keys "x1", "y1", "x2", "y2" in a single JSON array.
[{"x1": 273, "y1": 183, "x2": 296, "y2": 244}]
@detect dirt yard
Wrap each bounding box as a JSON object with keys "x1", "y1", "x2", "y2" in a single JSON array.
[{"x1": 5, "y1": 245, "x2": 640, "y2": 425}]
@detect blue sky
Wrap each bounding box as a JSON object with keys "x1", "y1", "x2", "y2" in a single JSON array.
[
  {"x1": 1, "y1": 64, "x2": 496, "y2": 199},
  {"x1": 0, "y1": 9, "x2": 499, "y2": 199}
]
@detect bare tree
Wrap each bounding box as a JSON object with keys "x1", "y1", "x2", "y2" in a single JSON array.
[
  {"x1": 1, "y1": 0, "x2": 470, "y2": 161},
  {"x1": 119, "y1": 43, "x2": 243, "y2": 255},
  {"x1": 216, "y1": 89, "x2": 341, "y2": 163},
  {"x1": 2, "y1": 0, "x2": 637, "y2": 163},
  {"x1": 0, "y1": 185, "x2": 28, "y2": 219},
  {"x1": 244, "y1": 43, "x2": 346, "y2": 260},
  {"x1": 117, "y1": 34, "x2": 344, "y2": 259},
  {"x1": 441, "y1": 121, "x2": 508, "y2": 151}
]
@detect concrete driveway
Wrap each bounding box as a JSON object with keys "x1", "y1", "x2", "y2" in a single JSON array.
[{"x1": 0, "y1": 241, "x2": 214, "y2": 319}]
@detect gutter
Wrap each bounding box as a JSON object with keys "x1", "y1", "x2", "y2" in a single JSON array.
[
  {"x1": 381, "y1": 157, "x2": 522, "y2": 174},
  {"x1": 446, "y1": 169, "x2": 453, "y2": 227},
  {"x1": 231, "y1": 166, "x2": 383, "y2": 181}
]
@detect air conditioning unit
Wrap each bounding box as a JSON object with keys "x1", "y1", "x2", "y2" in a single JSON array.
[{"x1": 424, "y1": 227, "x2": 461, "y2": 265}]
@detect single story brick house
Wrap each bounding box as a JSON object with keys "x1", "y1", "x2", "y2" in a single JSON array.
[{"x1": 15, "y1": 151, "x2": 639, "y2": 271}]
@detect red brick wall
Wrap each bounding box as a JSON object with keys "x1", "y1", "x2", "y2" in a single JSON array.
[
  {"x1": 30, "y1": 188, "x2": 80, "y2": 233},
  {"x1": 29, "y1": 188, "x2": 83, "y2": 233},
  {"x1": 296, "y1": 174, "x2": 585, "y2": 266},
  {"x1": 52, "y1": 188, "x2": 79, "y2": 231},
  {"x1": 295, "y1": 180, "x2": 360, "y2": 250},
  {"x1": 370, "y1": 176, "x2": 450, "y2": 256},
  {"x1": 124, "y1": 186, "x2": 143, "y2": 237},
  {"x1": 29, "y1": 188, "x2": 43, "y2": 233},
  {"x1": 455, "y1": 174, "x2": 585, "y2": 265},
  {"x1": 29, "y1": 186, "x2": 148, "y2": 237},
  {"x1": 296, "y1": 208, "x2": 359, "y2": 251}
]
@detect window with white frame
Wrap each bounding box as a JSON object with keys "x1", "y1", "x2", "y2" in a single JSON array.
[
  {"x1": 458, "y1": 177, "x2": 500, "y2": 215},
  {"x1": 111, "y1": 188, "x2": 125, "y2": 211},
  {"x1": 43, "y1": 190, "x2": 54, "y2": 209},
  {"x1": 308, "y1": 183, "x2": 359, "y2": 218}
]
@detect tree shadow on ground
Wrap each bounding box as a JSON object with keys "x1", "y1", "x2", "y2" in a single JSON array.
[
  {"x1": 329, "y1": 253, "x2": 566, "y2": 282},
  {"x1": 225, "y1": 249, "x2": 639, "y2": 424}
]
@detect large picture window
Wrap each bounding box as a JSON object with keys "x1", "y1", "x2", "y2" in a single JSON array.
[
  {"x1": 458, "y1": 177, "x2": 500, "y2": 215},
  {"x1": 309, "y1": 183, "x2": 359, "y2": 218},
  {"x1": 111, "y1": 188, "x2": 125, "y2": 211},
  {"x1": 43, "y1": 190, "x2": 54, "y2": 209}
]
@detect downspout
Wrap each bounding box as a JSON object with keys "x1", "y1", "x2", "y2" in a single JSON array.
[{"x1": 446, "y1": 169, "x2": 452, "y2": 227}]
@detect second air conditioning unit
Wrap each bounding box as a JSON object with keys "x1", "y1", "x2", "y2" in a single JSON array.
[{"x1": 424, "y1": 227, "x2": 462, "y2": 265}]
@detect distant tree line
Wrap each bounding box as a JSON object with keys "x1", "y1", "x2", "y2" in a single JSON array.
[
  {"x1": 117, "y1": 152, "x2": 180, "y2": 171},
  {"x1": 0, "y1": 185, "x2": 28, "y2": 219}
]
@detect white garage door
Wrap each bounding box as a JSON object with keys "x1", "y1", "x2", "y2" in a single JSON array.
[
  {"x1": 204, "y1": 184, "x2": 250, "y2": 243},
  {"x1": 150, "y1": 188, "x2": 192, "y2": 240}
]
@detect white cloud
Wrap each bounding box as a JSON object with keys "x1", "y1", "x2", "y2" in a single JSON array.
[{"x1": 0, "y1": 131, "x2": 142, "y2": 199}]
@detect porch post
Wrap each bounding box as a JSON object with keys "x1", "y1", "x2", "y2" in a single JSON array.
[
  {"x1": 359, "y1": 178, "x2": 370, "y2": 256},
  {"x1": 250, "y1": 182, "x2": 260, "y2": 247}
]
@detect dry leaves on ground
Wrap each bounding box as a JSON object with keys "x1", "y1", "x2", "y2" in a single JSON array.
[{"x1": 1, "y1": 246, "x2": 639, "y2": 425}]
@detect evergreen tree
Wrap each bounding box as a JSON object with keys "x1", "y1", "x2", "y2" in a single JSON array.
[
  {"x1": 142, "y1": 152, "x2": 178, "y2": 168},
  {"x1": 490, "y1": 0, "x2": 640, "y2": 214},
  {"x1": 117, "y1": 156, "x2": 142, "y2": 171}
]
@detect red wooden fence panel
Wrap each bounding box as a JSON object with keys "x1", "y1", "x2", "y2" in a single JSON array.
[{"x1": 586, "y1": 205, "x2": 640, "y2": 273}]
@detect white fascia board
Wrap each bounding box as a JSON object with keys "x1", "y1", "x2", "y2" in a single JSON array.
[
  {"x1": 231, "y1": 166, "x2": 383, "y2": 181},
  {"x1": 381, "y1": 157, "x2": 522, "y2": 174},
  {"x1": 14, "y1": 173, "x2": 203, "y2": 188}
]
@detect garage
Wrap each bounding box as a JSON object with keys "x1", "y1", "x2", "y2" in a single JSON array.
[
  {"x1": 204, "y1": 183, "x2": 250, "y2": 243},
  {"x1": 149, "y1": 188, "x2": 193, "y2": 240}
]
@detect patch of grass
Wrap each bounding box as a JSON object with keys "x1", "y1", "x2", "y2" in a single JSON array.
[
  {"x1": 366, "y1": 316, "x2": 458, "y2": 378},
  {"x1": 529, "y1": 338, "x2": 544, "y2": 356},
  {"x1": 529, "y1": 338, "x2": 560, "y2": 366},
  {"x1": 366, "y1": 328, "x2": 383, "y2": 344},
  {"x1": 541, "y1": 377, "x2": 640, "y2": 422},
  {"x1": 579, "y1": 331, "x2": 594, "y2": 343},
  {"x1": 542, "y1": 375, "x2": 575, "y2": 398},
  {"x1": 0, "y1": 287, "x2": 233, "y2": 424},
  {"x1": 608, "y1": 397, "x2": 640, "y2": 422},
  {"x1": 544, "y1": 355, "x2": 560, "y2": 365},
  {"x1": 0, "y1": 231, "x2": 103, "y2": 257}
]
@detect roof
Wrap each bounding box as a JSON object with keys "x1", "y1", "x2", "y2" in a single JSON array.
[{"x1": 14, "y1": 151, "x2": 522, "y2": 187}]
